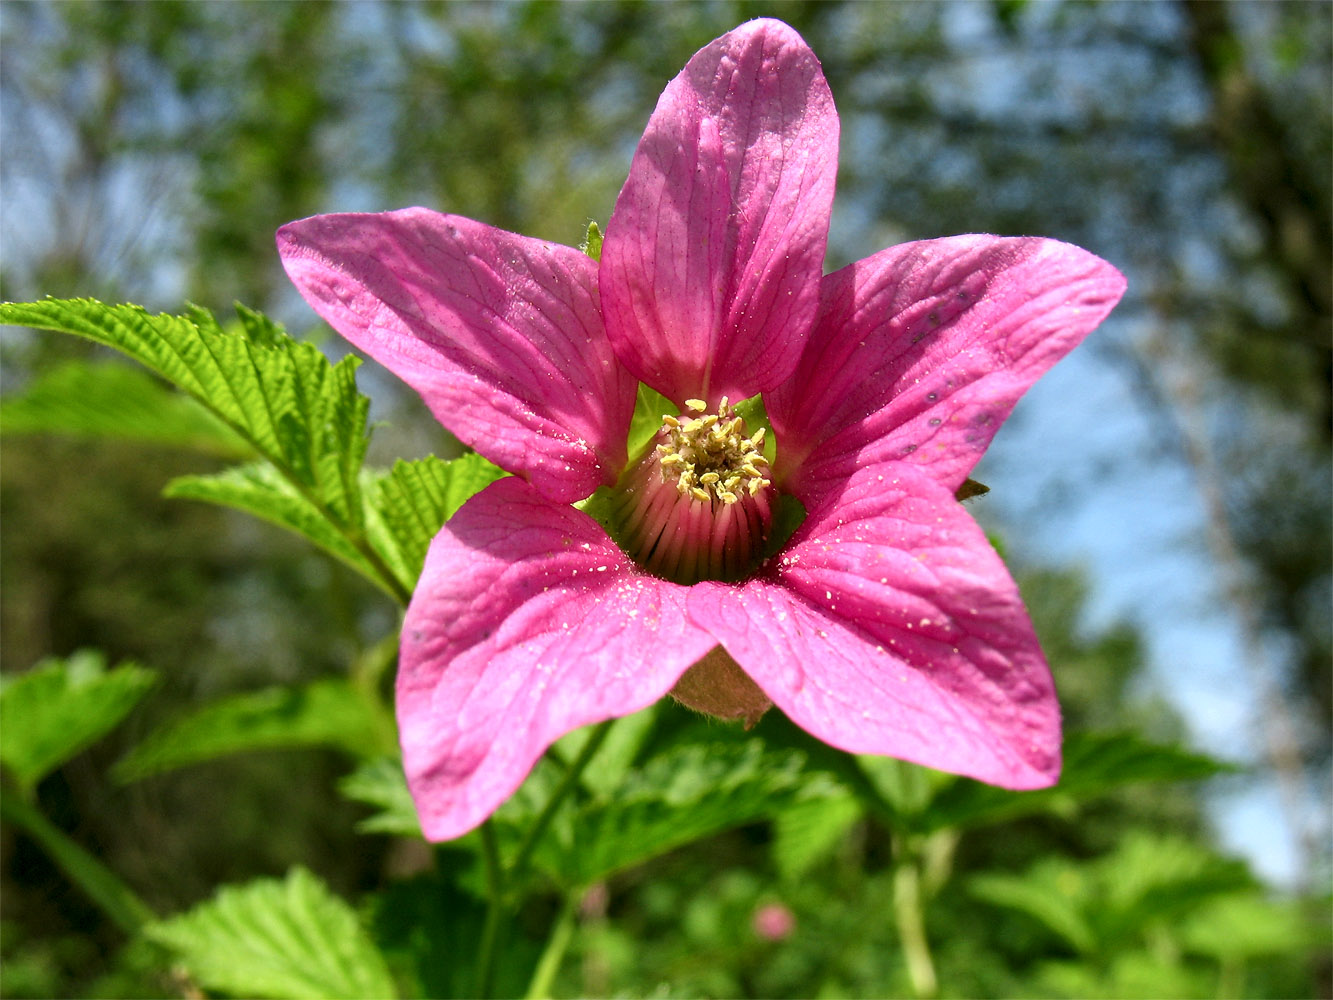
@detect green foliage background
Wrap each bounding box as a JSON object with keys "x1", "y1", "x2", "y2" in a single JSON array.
[{"x1": 0, "y1": 1, "x2": 1328, "y2": 998}]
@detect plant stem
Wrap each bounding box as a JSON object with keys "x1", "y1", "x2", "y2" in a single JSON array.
[
  {"x1": 509, "y1": 720, "x2": 614, "y2": 886},
  {"x1": 893, "y1": 855, "x2": 938, "y2": 999},
  {"x1": 476, "y1": 820, "x2": 505, "y2": 999},
  {"x1": 477, "y1": 720, "x2": 614, "y2": 998},
  {"x1": 525, "y1": 891, "x2": 578, "y2": 1000},
  {"x1": 0, "y1": 793, "x2": 155, "y2": 935}
]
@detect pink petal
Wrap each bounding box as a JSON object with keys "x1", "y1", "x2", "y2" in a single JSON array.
[
  {"x1": 600, "y1": 18, "x2": 838, "y2": 407},
  {"x1": 399, "y1": 477, "x2": 717, "y2": 841},
  {"x1": 278, "y1": 210, "x2": 636, "y2": 503},
  {"x1": 688, "y1": 463, "x2": 1060, "y2": 789},
  {"x1": 769, "y1": 236, "x2": 1126, "y2": 502}
]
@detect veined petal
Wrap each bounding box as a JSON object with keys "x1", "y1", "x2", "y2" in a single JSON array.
[
  {"x1": 601, "y1": 18, "x2": 838, "y2": 407},
  {"x1": 399, "y1": 477, "x2": 716, "y2": 841},
  {"x1": 688, "y1": 463, "x2": 1060, "y2": 789},
  {"x1": 278, "y1": 210, "x2": 636, "y2": 503},
  {"x1": 769, "y1": 236, "x2": 1126, "y2": 502}
]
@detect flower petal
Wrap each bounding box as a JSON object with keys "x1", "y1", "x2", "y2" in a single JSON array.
[
  {"x1": 769, "y1": 236, "x2": 1126, "y2": 502},
  {"x1": 399, "y1": 477, "x2": 717, "y2": 841},
  {"x1": 600, "y1": 18, "x2": 838, "y2": 406},
  {"x1": 278, "y1": 209, "x2": 636, "y2": 502},
  {"x1": 688, "y1": 463, "x2": 1060, "y2": 789}
]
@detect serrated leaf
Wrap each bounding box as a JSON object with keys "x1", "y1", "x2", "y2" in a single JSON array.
[
  {"x1": 0, "y1": 298, "x2": 372, "y2": 537},
  {"x1": 145, "y1": 866, "x2": 398, "y2": 1000},
  {"x1": 969, "y1": 862, "x2": 1099, "y2": 954},
  {"x1": 771, "y1": 786, "x2": 863, "y2": 882},
  {"x1": 0, "y1": 651, "x2": 157, "y2": 794},
  {"x1": 0, "y1": 360, "x2": 249, "y2": 456},
  {"x1": 370, "y1": 453, "x2": 507, "y2": 591},
  {"x1": 339, "y1": 758, "x2": 422, "y2": 837},
  {"x1": 970, "y1": 830, "x2": 1257, "y2": 958},
  {"x1": 533, "y1": 741, "x2": 813, "y2": 888},
  {"x1": 114, "y1": 679, "x2": 394, "y2": 783},
  {"x1": 165, "y1": 464, "x2": 388, "y2": 591},
  {"x1": 1180, "y1": 892, "x2": 1321, "y2": 958},
  {"x1": 922, "y1": 731, "x2": 1237, "y2": 833},
  {"x1": 552, "y1": 704, "x2": 657, "y2": 798}
]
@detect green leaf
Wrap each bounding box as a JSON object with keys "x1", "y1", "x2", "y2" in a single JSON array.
[
  {"x1": 970, "y1": 830, "x2": 1256, "y2": 958},
  {"x1": 0, "y1": 360, "x2": 249, "y2": 456},
  {"x1": 533, "y1": 741, "x2": 813, "y2": 888},
  {"x1": 1180, "y1": 892, "x2": 1322, "y2": 958},
  {"x1": 551, "y1": 704, "x2": 657, "y2": 798},
  {"x1": 0, "y1": 300, "x2": 369, "y2": 511},
  {"x1": 114, "y1": 679, "x2": 394, "y2": 783},
  {"x1": 0, "y1": 651, "x2": 157, "y2": 794},
  {"x1": 969, "y1": 861, "x2": 1099, "y2": 954},
  {"x1": 145, "y1": 866, "x2": 398, "y2": 1000},
  {"x1": 771, "y1": 786, "x2": 863, "y2": 882},
  {"x1": 166, "y1": 463, "x2": 388, "y2": 586},
  {"x1": 922, "y1": 731, "x2": 1237, "y2": 833},
  {"x1": 0, "y1": 299, "x2": 388, "y2": 591},
  {"x1": 370, "y1": 453, "x2": 507, "y2": 591},
  {"x1": 339, "y1": 758, "x2": 422, "y2": 837}
]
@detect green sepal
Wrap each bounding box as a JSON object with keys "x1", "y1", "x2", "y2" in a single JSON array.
[
  {"x1": 763, "y1": 492, "x2": 808, "y2": 561},
  {"x1": 579, "y1": 220, "x2": 603, "y2": 262},
  {"x1": 624, "y1": 381, "x2": 675, "y2": 463},
  {"x1": 734, "y1": 392, "x2": 777, "y2": 465},
  {"x1": 573, "y1": 484, "x2": 619, "y2": 536}
]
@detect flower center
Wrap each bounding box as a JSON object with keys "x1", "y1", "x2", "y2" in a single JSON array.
[{"x1": 607, "y1": 397, "x2": 774, "y2": 585}]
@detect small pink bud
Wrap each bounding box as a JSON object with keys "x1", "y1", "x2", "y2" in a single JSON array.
[{"x1": 753, "y1": 902, "x2": 796, "y2": 941}]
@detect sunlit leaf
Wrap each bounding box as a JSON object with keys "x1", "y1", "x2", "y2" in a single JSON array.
[
  {"x1": 338, "y1": 758, "x2": 421, "y2": 837},
  {"x1": 0, "y1": 651, "x2": 157, "y2": 794},
  {"x1": 552, "y1": 705, "x2": 657, "y2": 798},
  {"x1": 370, "y1": 453, "x2": 507, "y2": 591},
  {"x1": 970, "y1": 829, "x2": 1256, "y2": 958},
  {"x1": 923, "y1": 731, "x2": 1237, "y2": 833},
  {"x1": 969, "y1": 861, "x2": 1098, "y2": 954},
  {"x1": 165, "y1": 463, "x2": 385, "y2": 585},
  {"x1": 145, "y1": 866, "x2": 398, "y2": 1000},
  {"x1": 771, "y1": 786, "x2": 863, "y2": 882},
  {"x1": 532, "y1": 741, "x2": 813, "y2": 888},
  {"x1": 0, "y1": 298, "x2": 371, "y2": 542},
  {"x1": 0, "y1": 300, "x2": 368, "y2": 511},
  {"x1": 0, "y1": 360, "x2": 248, "y2": 456},
  {"x1": 114, "y1": 679, "x2": 393, "y2": 783},
  {"x1": 1180, "y1": 892, "x2": 1322, "y2": 958}
]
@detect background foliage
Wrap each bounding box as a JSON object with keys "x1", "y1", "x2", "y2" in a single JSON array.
[{"x1": 1, "y1": 1, "x2": 1328, "y2": 998}]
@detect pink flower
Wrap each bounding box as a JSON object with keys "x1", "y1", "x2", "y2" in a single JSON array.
[{"x1": 277, "y1": 19, "x2": 1125, "y2": 842}]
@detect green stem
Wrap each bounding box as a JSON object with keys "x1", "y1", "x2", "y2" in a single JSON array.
[
  {"x1": 524, "y1": 891, "x2": 579, "y2": 1000},
  {"x1": 892, "y1": 854, "x2": 938, "y2": 999},
  {"x1": 509, "y1": 720, "x2": 614, "y2": 886},
  {"x1": 0, "y1": 793, "x2": 155, "y2": 934},
  {"x1": 476, "y1": 820, "x2": 505, "y2": 1000},
  {"x1": 344, "y1": 525, "x2": 413, "y2": 606},
  {"x1": 476, "y1": 721, "x2": 614, "y2": 998}
]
